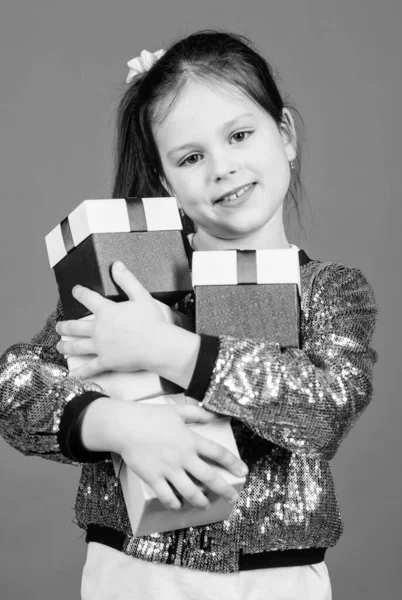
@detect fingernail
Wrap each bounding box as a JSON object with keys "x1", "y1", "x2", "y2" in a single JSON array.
[
  {"x1": 239, "y1": 463, "x2": 248, "y2": 475},
  {"x1": 203, "y1": 502, "x2": 211, "y2": 511},
  {"x1": 72, "y1": 285, "x2": 81, "y2": 296},
  {"x1": 114, "y1": 261, "x2": 125, "y2": 271},
  {"x1": 229, "y1": 494, "x2": 239, "y2": 504}
]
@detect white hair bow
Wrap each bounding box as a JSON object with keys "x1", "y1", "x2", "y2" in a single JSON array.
[{"x1": 126, "y1": 49, "x2": 166, "y2": 83}]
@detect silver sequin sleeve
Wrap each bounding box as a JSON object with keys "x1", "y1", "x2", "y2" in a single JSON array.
[
  {"x1": 201, "y1": 263, "x2": 378, "y2": 460},
  {"x1": 0, "y1": 301, "x2": 102, "y2": 463}
]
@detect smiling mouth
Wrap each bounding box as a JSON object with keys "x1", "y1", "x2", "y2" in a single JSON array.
[{"x1": 214, "y1": 183, "x2": 255, "y2": 204}]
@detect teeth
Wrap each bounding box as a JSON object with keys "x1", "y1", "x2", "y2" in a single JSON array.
[{"x1": 222, "y1": 184, "x2": 253, "y2": 202}]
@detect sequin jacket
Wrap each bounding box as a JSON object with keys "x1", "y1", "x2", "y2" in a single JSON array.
[{"x1": 0, "y1": 259, "x2": 377, "y2": 573}]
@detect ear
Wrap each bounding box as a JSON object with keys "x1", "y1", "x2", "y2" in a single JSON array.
[{"x1": 280, "y1": 108, "x2": 297, "y2": 162}]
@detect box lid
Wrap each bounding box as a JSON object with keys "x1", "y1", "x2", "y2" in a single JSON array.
[
  {"x1": 192, "y1": 247, "x2": 301, "y2": 292},
  {"x1": 45, "y1": 197, "x2": 182, "y2": 268}
]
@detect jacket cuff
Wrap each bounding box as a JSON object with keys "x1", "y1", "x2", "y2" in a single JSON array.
[
  {"x1": 58, "y1": 391, "x2": 110, "y2": 463},
  {"x1": 186, "y1": 334, "x2": 220, "y2": 401}
]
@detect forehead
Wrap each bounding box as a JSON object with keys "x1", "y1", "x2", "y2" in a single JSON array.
[{"x1": 154, "y1": 79, "x2": 263, "y2": 148}]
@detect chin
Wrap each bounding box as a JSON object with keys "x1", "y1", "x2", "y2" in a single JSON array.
[
  {"x1": 216, "y1": 226, "x2": 262, "y2": 241},
  {"x1": 228, "y1": 216, "x2": 272, "y2": 236}
]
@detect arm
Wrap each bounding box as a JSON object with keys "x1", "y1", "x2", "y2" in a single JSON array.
[
  {"x1": 0, "y1": 311, "x2": 245, "y2": 508},
  {"x1": 56, "y1": 261, "x2": 377, "y2": 462},
  {"x1": 182, "y1": 263, "x2": 378, "y2": 461},
  {"x1": 0, "y1": 300, "x2": 106, "y2": 464},
  {"x1": 13, "y1": 289, "x2": 247, "y2": 509}
]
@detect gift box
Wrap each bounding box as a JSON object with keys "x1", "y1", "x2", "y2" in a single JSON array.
[
  {"x1": 61, "y1": 305, "x2": 184, "y2": 401},
  {"x1": 65, "y1": 354, "x2": 181, "y2": 400},
  {"x1": 192, "y1": 247, "x2": 301, "y2": 348},
  {"x1": 111, "y1": 394, "x2": 246, "y2": 536},
  {"x1": 45, "y1": 197, "x2": 192, "y2": 319},
  {"x1": 63, "y1": 321, "x2": 245, "y2": 534}
]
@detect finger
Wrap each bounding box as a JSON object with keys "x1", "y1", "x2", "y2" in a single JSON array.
[
  {"x1": 149, "y1": 478, "x2": 183, "y2": 510},
  {"x1": 68, "y1": 357, "x2": 104, "y2": 380},
  {"x1": 174, "y1": 404, "x2": 224, "y2": 425},
  {"x1": 111, "y1": 261, "x2": 151, "y2": 303},
  {"x1": 195, "y1": 434, "x2": 248, "y2": 480},
  {"x1": 72, "y1": 285, "x2": 109, "y2": 313},
  {"x1": 186, "y1": 455, "x2": 240, "y2": 505},
  {"x1": 56, "y1": 338, "x2": 96, "y2": 357},
  {"x1": 167, "y1": 470, "x2": 210, "y2": 509},
  {"x1": 56, "y1": 319, "x2": 94, "y2": 337}
]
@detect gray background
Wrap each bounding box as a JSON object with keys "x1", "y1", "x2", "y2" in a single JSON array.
[{"x1": 0, "y1": 0, "x2": 399, "y2": 598}]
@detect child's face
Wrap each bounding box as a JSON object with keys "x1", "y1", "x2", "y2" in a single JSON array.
[{"x1": 154, "y1": 79, "x2": 296, "y2": 244}]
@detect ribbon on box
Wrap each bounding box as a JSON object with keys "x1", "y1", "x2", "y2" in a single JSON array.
[
  {"x1": 237, "y1": 250, "x2": 258, "y2": 284},
  {"x1": 126, "y1": 198, "x2": 149, "y2": 232},
  {"x1": 60, "y1": 216, "x2": 75, "y2": 254}
]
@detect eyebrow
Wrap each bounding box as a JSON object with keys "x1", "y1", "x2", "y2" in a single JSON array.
[{"x1": 167, "y1": 113, "x2": 255, "y2": 158}]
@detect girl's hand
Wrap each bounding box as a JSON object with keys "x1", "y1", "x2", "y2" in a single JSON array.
[
  {"x1": 56, "y1": 261, "x2": 174, "y2": 378},
  {"x1": 83, "y1": 398, "x2": 248, "y2": 510}
]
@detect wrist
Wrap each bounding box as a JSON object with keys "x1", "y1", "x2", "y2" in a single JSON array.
[
  {"x1": 81, "y1": 396, "x2": 129, "y2": 454},
  {"x1": 149, "y1": 322, "x2": 201, "y2": 389}
]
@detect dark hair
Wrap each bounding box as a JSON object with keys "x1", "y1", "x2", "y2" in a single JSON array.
[{"x1": 112, "y1": 30, "x2": 305, "y2": 232}]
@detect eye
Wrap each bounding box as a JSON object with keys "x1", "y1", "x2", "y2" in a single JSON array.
[
  {"x1": 179, "y1": 153, "x2": 202, "y2": 167},
  {"x1": 230, "y1": 130, "x2": 252, "y2": 144}
]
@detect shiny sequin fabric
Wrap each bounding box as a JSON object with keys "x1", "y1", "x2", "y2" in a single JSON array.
[{"x1": 0, "y1": 259, "x2": 377, "y2": 573}]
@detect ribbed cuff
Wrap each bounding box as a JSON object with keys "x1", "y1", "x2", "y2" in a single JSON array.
[
  {"x1": 186, "y1": 334, "x2": 220, "y2": 402},
  {"x1": 58, "y1": 391, "x2": 110, "y2": 463}
]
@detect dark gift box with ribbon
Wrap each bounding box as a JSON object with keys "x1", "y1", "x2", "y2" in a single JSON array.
[
  {"x1": 45, "y1": 197, "x2": 192, "y2": 319},
  {"x1": 192, "y1": 247, "x2": 301, "y2": 349}
]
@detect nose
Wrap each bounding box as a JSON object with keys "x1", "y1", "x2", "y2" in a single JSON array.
[{"x1": 210, "y1": 149, "x2": 237, "y2": 182}]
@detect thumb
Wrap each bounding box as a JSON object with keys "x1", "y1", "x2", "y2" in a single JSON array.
[{"x1": 111, "y1": 261, "x2": 150, "y2": 302}]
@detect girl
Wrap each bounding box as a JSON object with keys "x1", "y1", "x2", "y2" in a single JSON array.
[{"x1": 0, "y1": 31, "x2": 377, "y2": 600}]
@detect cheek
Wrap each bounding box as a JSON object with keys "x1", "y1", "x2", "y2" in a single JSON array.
[
  {"x1": 274, "y1": 161, "x2": 291, "y2": 199},
  {"x1": 161, "y1": 168, "x2": 187, "y2": 201},
  {"x1": 173, "y1": 178, "x2": 195, "y2": 205},
  {"x1": 257, "y1": 153, "x2": 291, "y2": 206},
  {"x1": 167, "y1": 171, "x2": 204, "y2": 209},
  {"x1": 261, "y1": 144, "x2": 290, "y2": 182}
]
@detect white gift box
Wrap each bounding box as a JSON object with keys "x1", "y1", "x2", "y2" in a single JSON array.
[
  {"x1": 62, "y1": 354, "x2": 245, "y2": 534},
  {"x1": 62, "y1": 320, "x2": 245, "y2": 535},
  {"x1": 62, "y1": 303, "x2": 187, "y2": 400},
  {"x1": 111, "y1": 394, "x2": 245, "y2": 536},
  {"x1": 65, "y1": 356, "x2": 180, "y2": 401}
]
